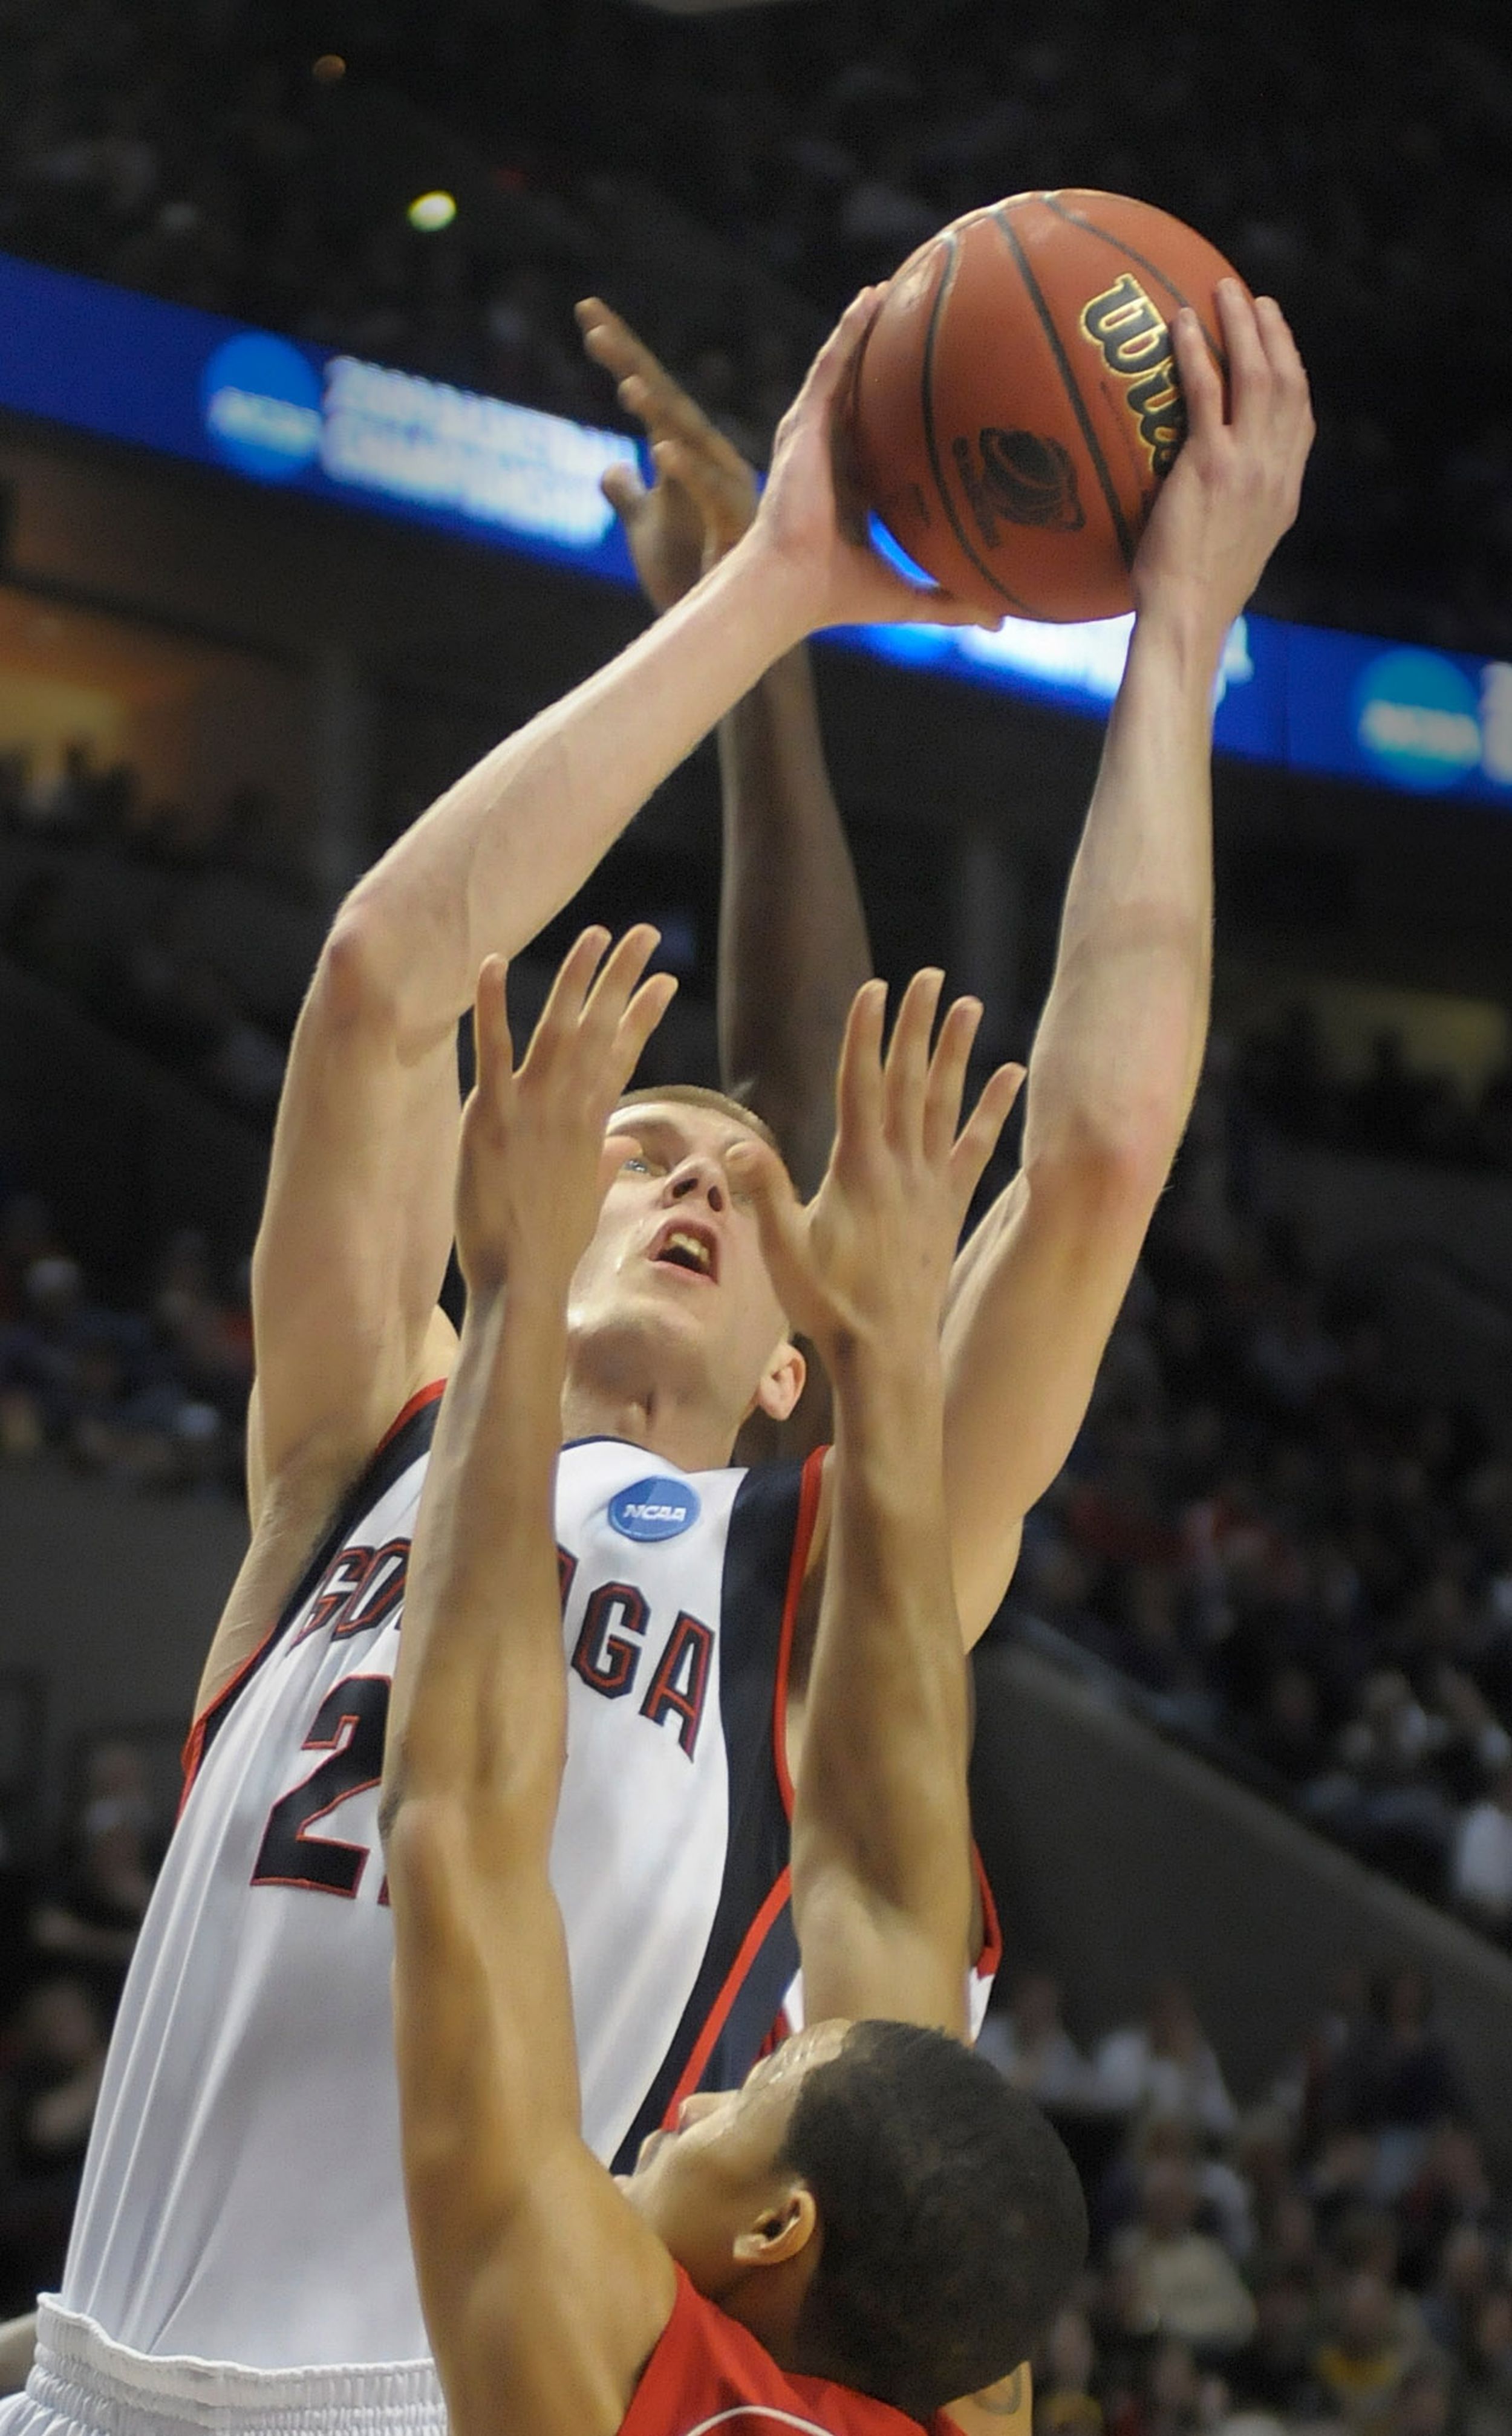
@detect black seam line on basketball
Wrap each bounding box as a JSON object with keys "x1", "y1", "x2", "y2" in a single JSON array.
[
  {"x1": 991, "y1": 206, "x2": 1136, "y2": 572},
  {"x1": 1040, "y1": 194, "x2": 1225, "y2": 375},
  {"x1": 917, "y1": 230, "x2": 1035, "y2": 614}
]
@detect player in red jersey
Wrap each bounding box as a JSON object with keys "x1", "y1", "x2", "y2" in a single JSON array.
[{"x1": 380, "y1": 926, "x2": 1089, "y2": 2436}]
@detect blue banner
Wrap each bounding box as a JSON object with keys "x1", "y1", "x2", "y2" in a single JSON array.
[{"x1": 1, "y1": 247, "x2": 1508, "y2": 809}]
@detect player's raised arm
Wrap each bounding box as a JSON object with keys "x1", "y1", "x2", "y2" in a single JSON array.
[
  {"x1": 223, "y1": 287, "x2": 992, "y2": 1708},
  {"x1": 730, "y1": 977, "x2": 1022, "y2": 2029},
  {"x1": 380, "y1": 928, "x2": 680, "y2": 2436},
  {"x1": 576, "y1": 297, "x2": 871, "y2": 1196},
  {"x1": 938, "y1": 283, "x2": 1314, "y2": 1639}
]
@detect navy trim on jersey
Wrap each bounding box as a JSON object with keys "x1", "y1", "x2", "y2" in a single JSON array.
[
  {"x1": 611, "y1": 1457, "x2": 807, "y2": 2173},
  {"x1": 184, "y1": 1390, "x2": 445, "y2": 1794}
]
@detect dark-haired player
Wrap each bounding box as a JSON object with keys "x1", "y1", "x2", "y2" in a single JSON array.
[{"x1": 382, "y1": 929, "x2": 1087, "y2": 2436}]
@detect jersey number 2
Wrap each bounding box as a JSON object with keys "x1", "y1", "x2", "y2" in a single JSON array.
[{"x1": 252, "y1": 1674, "x2": 391, "y2": 1897}]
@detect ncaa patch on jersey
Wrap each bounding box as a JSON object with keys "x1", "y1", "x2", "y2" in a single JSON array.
[{"x1": 609, "y1": 1476, "x2": 702, "y2": 1542}]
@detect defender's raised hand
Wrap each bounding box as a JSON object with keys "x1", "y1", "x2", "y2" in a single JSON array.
[
  {"x1": 455, "y1": 927, "x2": 676, "y2": 1298},
  {"x1": 576, "y1": 298, "x2": 758, "y2": 611},
  {"x1": 728, "y1": 971, "x2": 1024, "y2": 1367}
]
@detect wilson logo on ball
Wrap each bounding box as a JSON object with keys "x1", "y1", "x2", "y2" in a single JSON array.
[
  {"x1": 953, "y1": 428, "x2": 1086, "y2": 541},
  {"x1": 1079, "y1": 273, "x2": 1188, "y2": 478}
]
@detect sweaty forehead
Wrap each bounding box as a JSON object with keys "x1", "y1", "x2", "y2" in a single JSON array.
[
  {"x1": 744, "y1": 2018, "x2": 852, "y2": 2099},
  {"x1": 607, "y1": 1102, "x2": 760, "y2": 1161}
]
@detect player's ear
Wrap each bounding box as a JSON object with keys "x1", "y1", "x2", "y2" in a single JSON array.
[
  {"x1": 732, "y1": 2183, "x2": 817, "y2": 2269},
  {"x1": 754, "y1": 1338, "x2": 806, "y2": 1423}
]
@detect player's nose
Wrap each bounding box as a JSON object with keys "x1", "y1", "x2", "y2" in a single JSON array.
[
  {"x1": 667, "y1": 1160, "x2": 725, "y2": 1216},
  {"x1": 675, "y1": 2093, "x2": 722, "y2": 2131}
]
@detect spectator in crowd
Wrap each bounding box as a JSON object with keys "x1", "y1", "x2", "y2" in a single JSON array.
[
  {"x1": 1310, "y1": 2270, "x2": 1416, "y2": 2432},
  {"x1": 30, "y1": 1742, "x2": 158, "y2": 2019},
  {"x1": 1109, "y1": 2157, "x2": 1258, "y2": 2356},
  {"x1": 1090, "y1": 1982, "x2": 1239, "y2": 2143},
  {"x1": 0, "y1": 1188, "x2": 251, "y2": 1491},
  {"x1": 0, "y1": 1975, "x2": 107, "y2": 2317},
  {"x1": 1035, "y1": 2308, "x2": 1103, "y2": 2436},
  {"x1": 977, "y1": 1971, "x2": 1092, "y2": 2111},
  {"x1": 1453, "y1": 1760, "x2": 1512, "y2": 1939}
]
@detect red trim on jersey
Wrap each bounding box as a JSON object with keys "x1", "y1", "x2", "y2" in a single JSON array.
[
  {"x1": 772, "y1": 1444, "x2": 827, "y2": 1822},
  {"x1": 624, "y1": 2265, "x2": 942, "y2": 2436},
  {"x1": 180, "y1": 1629, "x2": 273, "y2": 1811},
  {"x1": 972, "y1": 1846, "x2": 1003, "y2": 1986},
  {"x1": 180, "y1": 1379, "x2": 448, "y2": 1809},
  {"x1": 661, "y1": 1867, "x2": 793, "y2": 2126},
  {"x1": 377, "y1": 1376, "x2": 446, "y2": 1453}
]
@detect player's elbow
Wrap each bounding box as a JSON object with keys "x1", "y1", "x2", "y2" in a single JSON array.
[
  {"x1": 380, "y1": 1785, "x2": 469, "y2": 1910},
  {"x1": 1022, "y1": 1114, "x2": 1173, "y2": 1241},
  {"x1": 313, "y1": 903, "x2": 406, "y2": 1036}
]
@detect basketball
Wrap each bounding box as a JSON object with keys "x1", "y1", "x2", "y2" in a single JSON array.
[{"x1": 849, "y1": 191, "x2": 1245, "y2": 624}]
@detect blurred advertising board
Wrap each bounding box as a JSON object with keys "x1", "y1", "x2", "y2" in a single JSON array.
[{"x1": 1, "y1": 247, "x2": 1508, "y2": 807}]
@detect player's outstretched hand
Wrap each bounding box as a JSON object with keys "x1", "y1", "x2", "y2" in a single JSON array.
[
  {"x1": 576, "y1": 298, "x2": 758, "y2": 611},
  {"x1": 455, "y1": 927, "x2": 676, "y2": 1298},
  {"x1": 1132, "y1": 280, "x2": 1314, "y2": 643},
  {"x1": 727, "y1": 971, "x2": 1023, "y2": 1370},
  {"x1": 754, "y1": 290, "x2": 1002, "y2": 637}
]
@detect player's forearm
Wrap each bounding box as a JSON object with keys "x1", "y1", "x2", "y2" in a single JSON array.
[
  {"x1": 1022, "y1": 604, "x2": 1217, "y2": 1185},
  {"x1": 343, "y1": 541, "x2": 810, "y2": 1054},
  {"x1": 386, "y1": 1280, "x2": 567, "y2": 1823},
  {"x1": 793, "y1": 1347, "x2": 971, "y2": 1940},
  {"x1": 716, "y1": 646, "x2": 871, "y2": 1195}
]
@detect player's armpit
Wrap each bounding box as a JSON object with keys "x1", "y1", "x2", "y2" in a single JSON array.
[
  {"x1": 940, "y1": 1148, "x2": 1159, "y2": 1643},
  {"x1": 440, "y1": 2152, "x2": 677, "y2": 2436}
]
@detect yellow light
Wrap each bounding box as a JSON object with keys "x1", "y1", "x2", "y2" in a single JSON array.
[
  {"x1": 407, "y1": 191, "x2": 457, "y2": 233},
  {"x1": 311, "y1": 53, "x2": 345, "y2": 82}
]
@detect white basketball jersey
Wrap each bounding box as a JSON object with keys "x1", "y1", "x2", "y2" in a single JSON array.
[{"x1": 61, "y1": 1393, "x2": 823, "y2": 2371}]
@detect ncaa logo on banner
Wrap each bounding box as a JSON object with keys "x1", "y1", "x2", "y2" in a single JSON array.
[
  {"x1": 608, "y1": 1477, "x2": 702, "y2": 1543},
  {"x1": 201, "y1": 331, "x2": 322, "y2": 482}
]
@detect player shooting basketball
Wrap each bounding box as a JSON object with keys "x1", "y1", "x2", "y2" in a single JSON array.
[
  {"x1": 2, "y1": 278, "x2": 1310, "y2": 2436},
  {"x1": 382, "y1": 928, "x2": 1088, "y2": 2436}
]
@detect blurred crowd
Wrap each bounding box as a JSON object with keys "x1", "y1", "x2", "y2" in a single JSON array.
[
  {"x1": 0, "y1": 0, "x2": 1508, "y2": 649},
  {"x1": 0, "y1": 1184, "x2": 251, "y2": 1490},
  {"x1": 1012, "y1": 1041, "x2": 1512, "y2": 1941},
  {"x1": 981, "y1": 1964, "x2": 1512, "y2": 2436},
  {"x1": 0, "y1": 1737, "x2": 162, "y2": 2318},
  {"x1": 0, "y1": 736, "x2": 294, "y2": 890},
  {"x1": 0, "y1": 740, "x2": 297, "y2": 1124},
  {"x1": 1237, "y1": 1016, "x2": 1512, "y2": 1182}
]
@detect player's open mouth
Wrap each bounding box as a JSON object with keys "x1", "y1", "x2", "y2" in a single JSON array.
[{"x1": 650, "y1": 1220, "x2": 719, "y2": 1283}]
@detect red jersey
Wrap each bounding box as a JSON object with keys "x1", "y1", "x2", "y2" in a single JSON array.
[{"x1": 624, "y1": 2270, "x2": 957, "y2": 2436}]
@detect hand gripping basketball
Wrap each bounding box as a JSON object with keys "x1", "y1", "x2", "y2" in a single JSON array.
[
  {"x1": 753, "y1": 291, "x2": 1006, "y2": 637},
  {"x1": 455, "y1": 928, "x2": 677, "y2": 1298},
  {"x1": 1130, "y1": 282, "x2": 1314, "y2": 641}
]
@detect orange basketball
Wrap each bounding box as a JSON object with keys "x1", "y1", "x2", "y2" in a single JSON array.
[{"x1": 849, "y1": 190, "x2": 1243, "y2": 624}]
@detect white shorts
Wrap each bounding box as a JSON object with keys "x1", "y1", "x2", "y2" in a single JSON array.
[{"x1": 0, "y1": 2303, "x2": 446, "y2": 2436}]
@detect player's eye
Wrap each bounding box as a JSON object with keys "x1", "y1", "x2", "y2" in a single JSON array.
[{"x1": 621, "y1": 1154, "x2": 652, "y2": 1173}]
